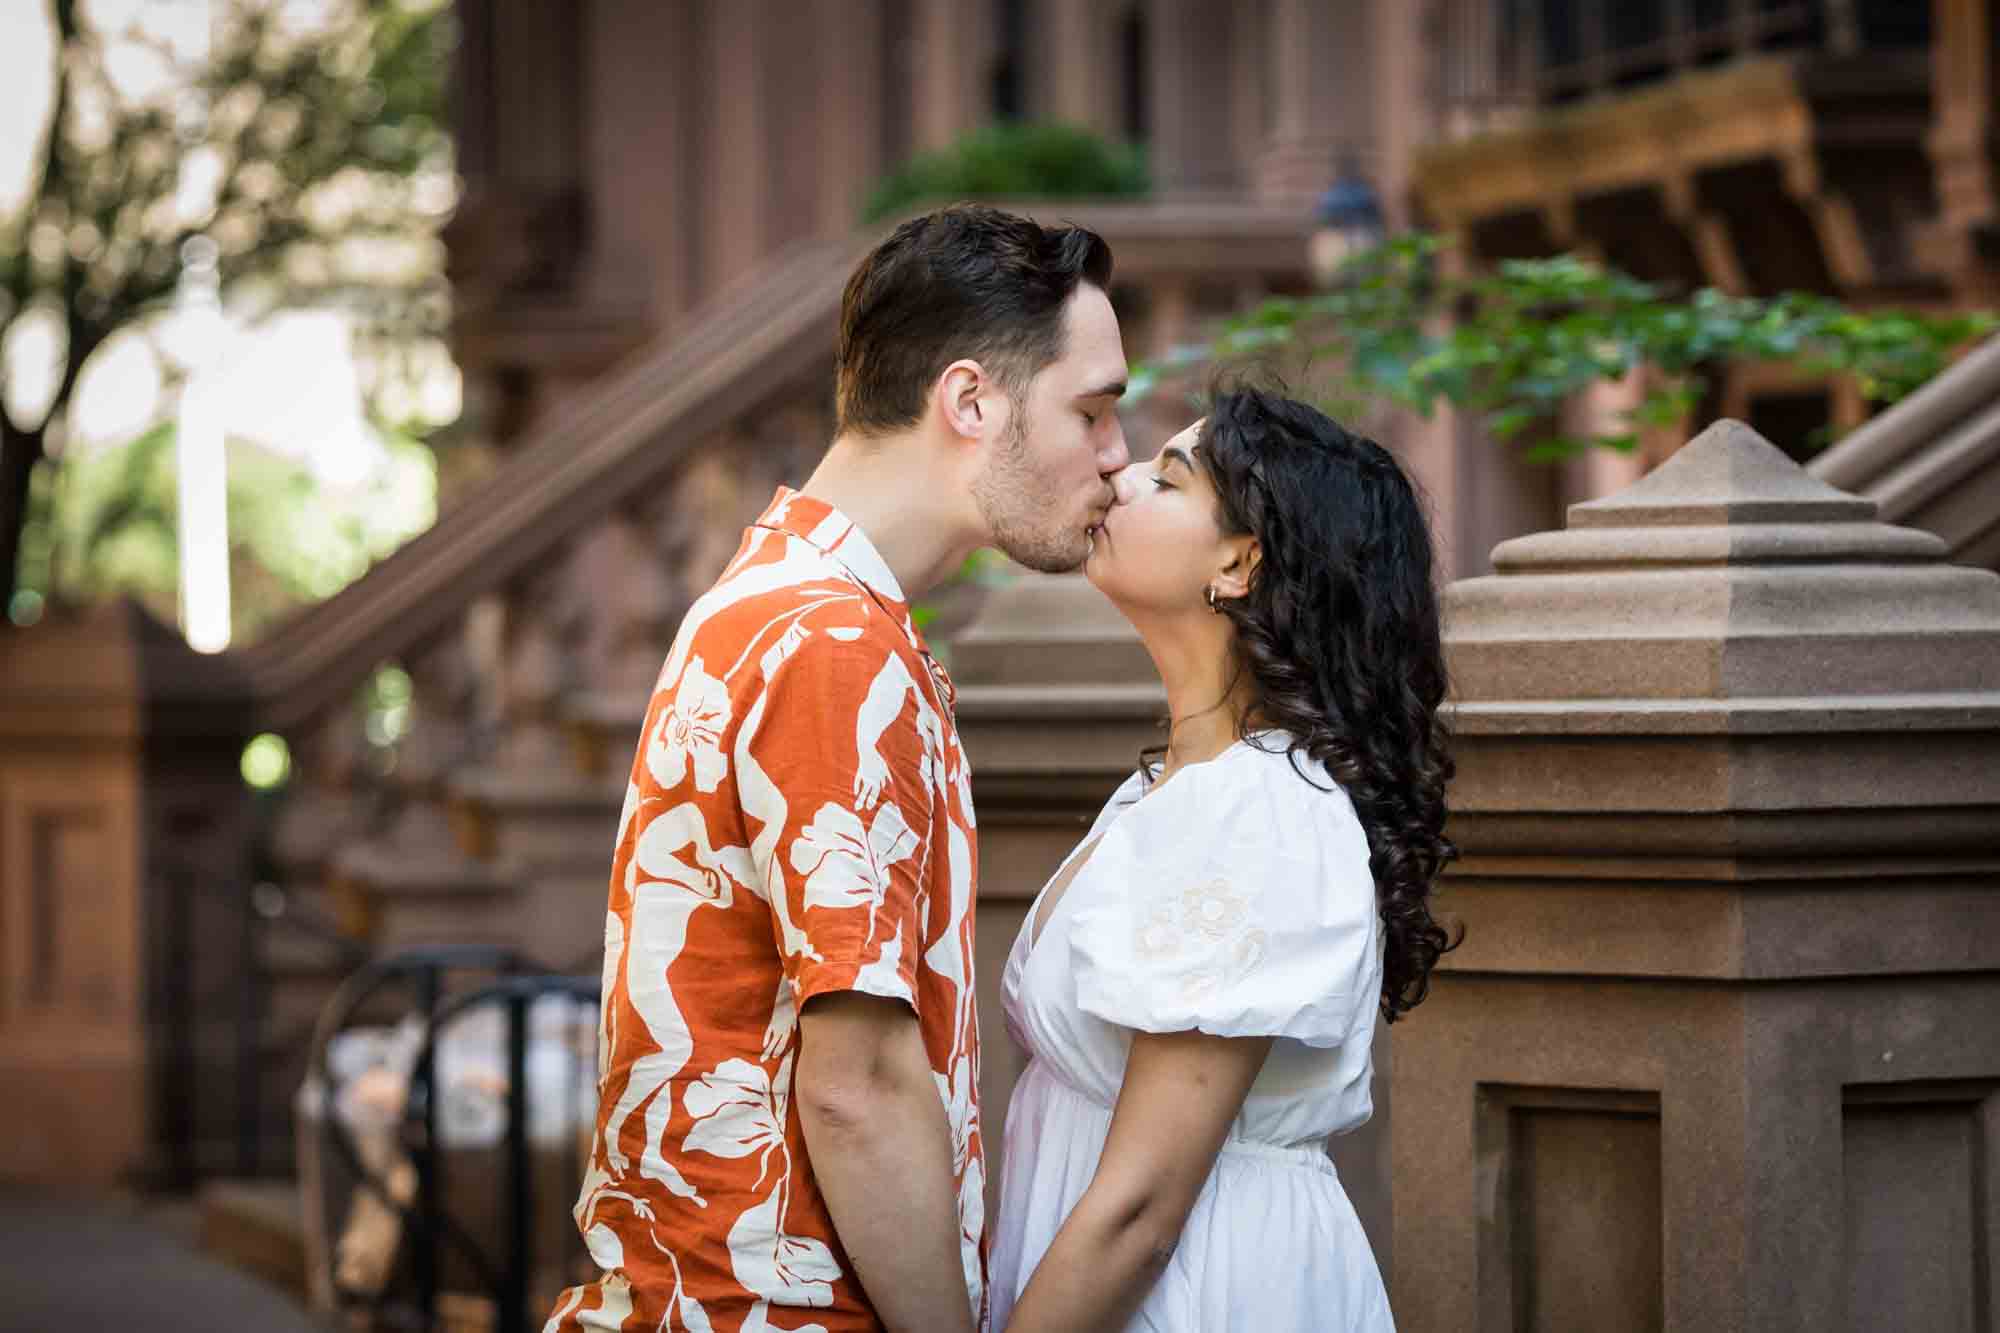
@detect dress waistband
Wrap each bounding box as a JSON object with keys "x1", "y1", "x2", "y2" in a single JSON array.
[{"x1": 1024, "y1": 1059, "x2": 1339, "y2": 1177}]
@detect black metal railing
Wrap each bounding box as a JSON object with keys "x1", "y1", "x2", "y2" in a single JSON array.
[
  {"x1": 404, "y1": 973, "x2": 601, "y2": 1333},
  {"x1": 157, "y1": 845, "x2": 371, "y2": 1187},
  {"x1": 306, "y1": 949, "x2": 599, "y2": 1333},
  {"x1": 1435, "y1": 0, "x2": 1934, "y2": 117}
]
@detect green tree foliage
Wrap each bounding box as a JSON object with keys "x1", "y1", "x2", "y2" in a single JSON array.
[
  {"x1": 50, "y1": 418, "x2": 434, "y2": 640},
  {"x1": 1, "y1": 0, "x2": 453, "y2": 617},
  {"x1": 862, "y1": 122, "x2": 1148, "y2": 224},
  {"x1": 1134, "y1": 234, "x2": 1997, "y2": 459}
]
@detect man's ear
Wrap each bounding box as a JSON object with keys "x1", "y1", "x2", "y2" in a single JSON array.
[
  {"x1": 1215, "y1": 538, "x2": 1261, "y2": 600},
  {"x1": 936, "y1": 359, "x2": 990, "y2": 441}
]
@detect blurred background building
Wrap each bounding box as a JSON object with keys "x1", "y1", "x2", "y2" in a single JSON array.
[{"x1": 1, "y1": 1, "x2": 1997, "y2": 1329}]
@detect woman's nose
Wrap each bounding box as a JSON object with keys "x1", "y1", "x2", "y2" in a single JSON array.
[{"x1": 1109, "y1": 464, "x2": 1140, "y2": 505}]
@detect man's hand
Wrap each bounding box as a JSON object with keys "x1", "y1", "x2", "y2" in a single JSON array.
[{"x1": 795, "y1": 991, "x2": 976, "y2": 1333}]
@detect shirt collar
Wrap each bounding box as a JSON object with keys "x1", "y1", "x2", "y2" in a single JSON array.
[{"x1": 753, "y1": 486, "x2": 913, "y2": 619}]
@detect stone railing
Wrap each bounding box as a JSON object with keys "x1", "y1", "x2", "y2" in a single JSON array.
[{"x1": 1808, "y1": 333, "x2": 2000, "y2": 570}]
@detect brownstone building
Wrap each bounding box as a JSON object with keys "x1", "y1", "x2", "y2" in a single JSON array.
[{"x1": 2, "y1": 1, "x2": 1996, "y2": 1328}]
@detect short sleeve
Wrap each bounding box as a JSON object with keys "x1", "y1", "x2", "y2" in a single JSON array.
[
  {"x1": 745, "y1": 623, "x2": 936, "y2": 1013},
  {"x1": 1067, "y1": 748, "x2": 1380, "y2": 1048}
]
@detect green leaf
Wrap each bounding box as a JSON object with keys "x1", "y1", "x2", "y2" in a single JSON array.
[{"x1": 862, "y1": 122, "x2": 1149, "y2": 223}]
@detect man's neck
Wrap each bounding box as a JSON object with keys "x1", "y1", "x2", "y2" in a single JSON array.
[{"x1": 800, "y1": 433, "x2": 979, "y2": 601}]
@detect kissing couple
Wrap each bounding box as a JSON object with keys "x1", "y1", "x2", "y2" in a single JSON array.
[{"x1": 547, "y1": 204, "x2": 1454, "y2": 1333}]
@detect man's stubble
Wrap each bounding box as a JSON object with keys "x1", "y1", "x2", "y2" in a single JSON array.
[{"x1": 970, "y1": 401, "x2": 1091, "y2": 575}]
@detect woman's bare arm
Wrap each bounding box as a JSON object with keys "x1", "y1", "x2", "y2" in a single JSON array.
[{"x1": 1000, "y1": 1029, "x2": 1274, "y2": 1332}]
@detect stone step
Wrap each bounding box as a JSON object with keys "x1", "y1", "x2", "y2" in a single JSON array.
[
  {"x1": 510, "y1": 872, "x2": 617, "y2": 974},
  {"x1": 259, "y1": 923, "x2": 361, "y2": 981},
  {"x1": 560, "y1": 690, "x2": 650, "y2": 779},
  {"x1": 446, "y1": 770, "x2": 626, "y2": 873},
  {"x1": 196, "y1": 1177, "x2": 309, "y2": 1300},
  {"x1": 330, "y1": 842, "x2": 521, "y2": 947}
]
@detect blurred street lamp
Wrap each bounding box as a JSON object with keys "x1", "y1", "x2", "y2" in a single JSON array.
[
  {"x1": 1310, "y1": 166, "x2": 1387, "y2": 286},
  {"x1": 175, "y1": 235, "x2": 231, "y2": 654},
  {"x1": 171, "y1": 0, "x2": 232, "y2": 653}
]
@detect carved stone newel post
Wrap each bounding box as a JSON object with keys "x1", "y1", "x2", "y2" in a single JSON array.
[{"x1": 1393, "y1": 420, "x2": 2000, "y2": 1331}]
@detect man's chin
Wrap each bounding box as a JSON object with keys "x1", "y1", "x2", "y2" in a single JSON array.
[{"x1": 996, "y1": 532, "x2": 1092, "y2": 575}]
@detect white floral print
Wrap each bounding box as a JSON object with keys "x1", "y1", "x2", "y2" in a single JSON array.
[
  {"x1": 647, "y1": 655, "x2": 731, "y2": 794},
  {"x1": 683, "y1": 1055, "x2": 842, "y2": 1306},
  {"x1": 560, "y1": 490, "x2": 983, "y2": 1332},
  {"x1": 789, "y1": 800, "x2": 919, "y2": 936}
]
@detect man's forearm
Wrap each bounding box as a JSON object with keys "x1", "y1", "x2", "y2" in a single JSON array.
[{"x1": 799, "y1": 1071, "x2": 975, "y2": 1333}]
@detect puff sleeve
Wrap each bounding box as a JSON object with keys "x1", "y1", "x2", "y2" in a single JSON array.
[{"x1": 1066, "y1": 747, "x2": 1381, "y2": 1048}]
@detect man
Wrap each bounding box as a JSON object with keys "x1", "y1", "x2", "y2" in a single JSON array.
[{"x1": 548, "y1": 204, "x2": 1130, "y2": 1333}]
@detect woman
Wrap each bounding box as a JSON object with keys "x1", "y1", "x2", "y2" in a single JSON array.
[{"x1": 986, "y1": 387, "x2": 1458, "y2": 1332}]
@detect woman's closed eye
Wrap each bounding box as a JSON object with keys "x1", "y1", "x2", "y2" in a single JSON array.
[{"x1": 1151, "y1": 473, "x2": 1174, "y2": 490}]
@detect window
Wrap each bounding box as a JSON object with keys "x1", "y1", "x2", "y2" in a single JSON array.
[{"x1": 1119, "y1": 5, "x2": 1150, "y2": 143}]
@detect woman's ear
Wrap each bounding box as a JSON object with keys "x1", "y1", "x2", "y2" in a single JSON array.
[
  {"x1": 1215, "y1": 537, "x2": 1261, "y2": 600},
  {"x1": 936, "y1": 359, "x2": 989, "y2": 441}
]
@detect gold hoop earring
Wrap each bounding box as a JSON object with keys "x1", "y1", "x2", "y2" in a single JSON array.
[{"x1": 1204, "y1": 586, "x2": 1221, "y2": 613}]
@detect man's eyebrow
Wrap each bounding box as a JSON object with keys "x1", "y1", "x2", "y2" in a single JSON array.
[{"x1": 1075, "y1": 378, "x2": 1127, "y2": 401}]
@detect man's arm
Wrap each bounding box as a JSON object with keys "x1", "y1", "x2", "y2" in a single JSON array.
[
  {"x1": 795, "y1": 991, "x2": 976, "y2": 1333},
  {"x1": 999, "y1": 1029, "x2": 1274, "y2": 1332}
]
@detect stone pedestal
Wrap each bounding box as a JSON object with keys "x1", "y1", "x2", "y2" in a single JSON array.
[
  {"x1": 951, "y1": 569, "x2": 1164, "y2": 1218},
  {"x1": 1393, "y1": 420, "x2": 2000, "y2": 1331},
  {"x1": 0, "y1": 603, "x2": 255, "y2": 1187}
]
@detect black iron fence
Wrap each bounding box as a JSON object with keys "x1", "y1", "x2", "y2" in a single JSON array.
[
  {"x1": 158, "y1": 848, "x2": 603, "y2": 1331},
  {"x1": 1434, "y1": 0, "x2": 1935, "y2": 117},
  {"x1": 305, "y1": 949, "x2": 600, "y2": 1333},
  {"x1": 158, "y1": 845, "x2": 370, "y2": 1187}
]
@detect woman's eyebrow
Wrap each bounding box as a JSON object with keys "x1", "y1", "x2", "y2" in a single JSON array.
[{"x1": 1158, "y1": 445, "x2": 1194, "y2": 472}]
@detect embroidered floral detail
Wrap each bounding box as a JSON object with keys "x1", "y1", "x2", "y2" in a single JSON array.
[
  {"x1": 1180, "y1": 966, "x2": 1226, "y2": 1004},
  {"x1": 1134, "y1": 899, "x2": 1182, "y2": 960},
  {"x1": 1181, "y1": 876, "x2": 1249, "y2": 938},
  {"x1": 1134, "y1": 877, "x2": 1267, "y2": 998}
]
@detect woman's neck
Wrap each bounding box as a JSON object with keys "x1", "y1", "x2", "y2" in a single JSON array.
[{"x1": 1136, "y1": 614, "x2": 1257, "y2": 778}]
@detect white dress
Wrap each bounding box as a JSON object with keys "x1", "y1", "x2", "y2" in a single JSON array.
[{"x1": 987, "y1": 738, "x2": 1395, "y2": 1332}]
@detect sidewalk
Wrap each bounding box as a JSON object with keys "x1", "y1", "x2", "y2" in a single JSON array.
[{"x1": 0, "y1": 1188, "x2": 329, "y2": 1333}]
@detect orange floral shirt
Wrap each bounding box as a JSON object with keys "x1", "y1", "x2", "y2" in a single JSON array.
[{"x1": 549, "y1": 489, "x2": 985, "y2": 1333}]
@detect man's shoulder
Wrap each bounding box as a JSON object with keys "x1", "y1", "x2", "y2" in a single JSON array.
[{"x1": 673, "y1": 528, "x2": 910, "y2": 691}]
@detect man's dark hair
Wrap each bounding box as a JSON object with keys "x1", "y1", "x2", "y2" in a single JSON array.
[{"x1": 835, "y1": 203, "x2": 1114, "y2": 436}]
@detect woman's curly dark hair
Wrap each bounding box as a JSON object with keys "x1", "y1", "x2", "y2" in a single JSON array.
[{"x1": 1168, "y1": 385, "x2": 1460, "y2": 1021}]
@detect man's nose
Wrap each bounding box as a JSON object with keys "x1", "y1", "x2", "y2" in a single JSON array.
[{"x1": 1099, "y1": 416, "x2": 1131, "y2": 480}]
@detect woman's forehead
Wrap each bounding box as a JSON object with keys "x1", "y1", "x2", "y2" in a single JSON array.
[{"x1": 1169, "y1": 418, "x2": 1206, "y2": 452}]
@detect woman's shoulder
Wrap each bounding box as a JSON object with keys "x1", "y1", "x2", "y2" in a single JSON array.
[
  {"x1": 1111, "y1": 734, "x2": 1369, "y2": 871},
  {"x1": 1068, "y1": 734, "x2": 1382, "y2": 1047},
  {"x1": 1212, "y1": 734, "x2": 1366, "y2": 837}
]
